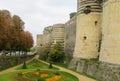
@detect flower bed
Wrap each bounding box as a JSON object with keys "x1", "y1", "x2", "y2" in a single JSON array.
[{"x1": 10, "y1": 70, "x2": 66, "y2": 81}]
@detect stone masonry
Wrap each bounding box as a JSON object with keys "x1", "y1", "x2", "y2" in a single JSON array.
[{"x1": 37, "y1": 0, "x2": 120, "y2": 81}]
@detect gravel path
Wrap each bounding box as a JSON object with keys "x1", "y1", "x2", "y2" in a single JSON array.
[
  {"x1": 0, "y1": 56, "x2": 36, "y2": 75},
  {"x1": 0, "y1": 55, "x2": 96, "y2": 81},
  {"x1": 40, "y1": 60, "x2": 96, "y2": 81}
]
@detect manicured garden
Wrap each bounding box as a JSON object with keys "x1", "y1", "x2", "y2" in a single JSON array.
[
  {"x1": 16, "y1": 59, "x2": 58, "y2": 70},
  {"x1": 0, "y1": 59, "x2": 79, "y2": 81}
]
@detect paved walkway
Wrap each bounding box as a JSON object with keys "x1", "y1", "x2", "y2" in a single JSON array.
[{"x1": 0, "y1": 55, "x2": 96, "y2": 81}]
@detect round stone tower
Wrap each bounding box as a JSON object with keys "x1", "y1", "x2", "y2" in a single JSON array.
[
  {"x1": 73, "y1": 0, "x2": 102, "y2": 59},
  {"x1": 100, "y1": 0, "x2": 120, "y2": 64}
]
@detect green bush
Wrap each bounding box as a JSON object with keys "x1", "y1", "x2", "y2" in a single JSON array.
[
  {"x1": 54, "y1": 72, "x2": 60, "y2": 75},
  {"x1": 38, "y1": 44, "x2": 50, "y2": 61},
  {"x1": 22, "y1": 61, "x2": 27, "y2": 69},
  {"x1": 18, "y1": 72, "x2": 22, "y2": 76},
  {"x1": 38, "y1": 77, "x2": 44, "y2": 81},
  {"x1": 70, "y1": 12, "x2": 77, "y2": 19},
  {"x1": 48, "y1": 43, "x2": 65, "y2": 63},
  {"x1": 49, "y1": 63, "x2": 53, "y2": 69},
  {"x1": 36, "y1": 69, "x2": 41, "y2": 71}
]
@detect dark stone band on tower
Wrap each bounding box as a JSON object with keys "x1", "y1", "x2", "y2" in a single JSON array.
[{"x1": 77, "y1": 0, "x2": 102, "y2": 14}]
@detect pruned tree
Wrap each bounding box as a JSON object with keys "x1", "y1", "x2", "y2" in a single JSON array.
[
  {"x1": 48, "y1": 43, "x2": 65, "y2": 63},
  {"x1": 39, "y1": 44, "x2": 51, "y2": 61}
]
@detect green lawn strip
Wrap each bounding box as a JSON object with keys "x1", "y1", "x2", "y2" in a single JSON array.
[
  {"x1": 22, "y1": 71, "x2": 79, "y2": 81},
  {"x1": 53, "y1": 63, "x2": 68, "y2": 68},
  {"x1": 59, "y1": 71, "x2": 79, "y2": 81},
  {"x1": 0, "y1": 69, "x2": 78, "y2": 81},
  {"x1": 0, "y1": 69, "x2": 36, "y2": 81},
  {"x1": 36, "y1": 60, "x2": 79, "y2": 81},
  {"x1": 16, "y1": 59, "x2": 59, "y2": 70},
  {"x1": 0, "y1": 59, "x2": 78, "y2": 81},
  {"x1": 0, "y1": 72, "x2": 16, "y2": 81}
]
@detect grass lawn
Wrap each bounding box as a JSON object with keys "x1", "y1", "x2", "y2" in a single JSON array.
[
  {"x1": 59, "y1": 71, "x2": 79, "y2": 81},
  {"x1": 16, "y1": 59, "x2": 58, "y2": 70},
  {"x1": 0, "y1": 72, "x2": 16, "y2": 81},
  {"x1": 53, "y1": 63, "x2": 68, "y2": 68},
  {"x1": 0, "y1": 59, "x2": 79, "y2": 81},
  {"x1": 0, "y1": 70, "x2": 79, "y2": 81}
]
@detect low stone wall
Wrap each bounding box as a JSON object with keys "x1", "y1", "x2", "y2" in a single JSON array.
[
  {"x1": 0, "y1": 55, "x2": 34, "y2": 71},
  {"x1": 76, "y1": 59, "x2": 120, "y2": 81}
]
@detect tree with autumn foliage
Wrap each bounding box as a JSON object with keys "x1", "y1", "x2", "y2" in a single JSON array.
[
  {"x1": 0, "y1": 10, "x2": 15, "y2": 53},
  {"x1": 0, "y1": 10, "x2": 34, "y2": 55},
  {"x1": 12, "y1": 15, "x2": 24, "y2": 52},
  {"x1": 20, "y1": 31, "x2": 34, "y2": 52}
]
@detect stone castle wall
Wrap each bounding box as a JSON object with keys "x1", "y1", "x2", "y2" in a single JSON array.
[
  {"x1": 37, "y1": 24, "x2": 65, "y2": 49},
  {"x1": 36, "y1": 0, "x2": 120, "y2": 81},
  {"x1": 70, "y1": 1, "x2": 120, "y2": 81},
  {"x1": 74, "y1": 0, "x2": 102, "y2": 59},
  {"x1": 36, "y1": 34, "x2": 43, "y2": 46},
  {"x1": 42, "y1": 26, "x2": 53, "y2": 45},
  {"x1": 99, "y1": 0, "x2": 120, "y2": 64},
  {"x1": 76, "y1": 59, "x2": 120, "y2": 81},
  {"x1": 51, "y1": 24, "x2": 65, "y2": 48},
  {"x1": 74, "y1": 12, "x2": 102, "y2": 59},
  {"x1": 36, "y1": 34, "x2": 43, "y2": 51},
  {"x1": 64, "y1": 16, "x2": 76, "y2": 55}
]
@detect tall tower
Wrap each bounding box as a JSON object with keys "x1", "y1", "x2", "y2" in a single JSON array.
[
  {"x1": 51, "y1": 24, "x2": 65, "y2": 49},
  {"x1": 73, "y1": 0, "x2": 102, "y2": 59},
  {"x1": 100, "y1": 0, "x2": 120, "y2": 64}
]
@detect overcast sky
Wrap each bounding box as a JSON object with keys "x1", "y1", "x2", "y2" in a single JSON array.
[{"x1": 0, "y1": 0, "x2": 77, "y2": 45}]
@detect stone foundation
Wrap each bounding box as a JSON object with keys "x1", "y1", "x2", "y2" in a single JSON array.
[
  {"x1": 68, "y1": 57, "x2": 79, "y2": 69},
  {"x1": 76, "y1": 59, "x2": 120, "y2": 81}
]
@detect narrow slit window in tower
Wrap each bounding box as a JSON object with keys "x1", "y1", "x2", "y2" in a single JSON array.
[{"x1": 95, "y1": 21, "x2": 98, "y2": 26}]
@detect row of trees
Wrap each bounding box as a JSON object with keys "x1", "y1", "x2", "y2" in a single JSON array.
[
  {"x1": 0, "y1": 10, "x2": 34, "y2": 55},
  {"x1": 39, "y1": 43, "x2": 65, "y2": 63}
]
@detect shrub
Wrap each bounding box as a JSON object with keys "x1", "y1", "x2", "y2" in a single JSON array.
[
  {"x1": 36, "y1": 69, "x2": 41, "y2": 72},
  {"x1": 22, "y1": 61, "x2": 27, "y2": 69},
  {"x1": 18, "y1": 72, "x2": 22, "y2": 76},
  {"x1": 49, "y1": 63, "x2": 53, "y2": 69},
  {"x1": 38, "y1": 44, "x2": 50, "y2": 61},
  {"x1": 54, "y1": 72, "x2": 60, "y2": 75},
  {"x1": 38, "y1": 77, "x2": 44, "y2": 81},
  {"x1": 48, "y1": 43, "x2": 65, "y2": 63}
]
